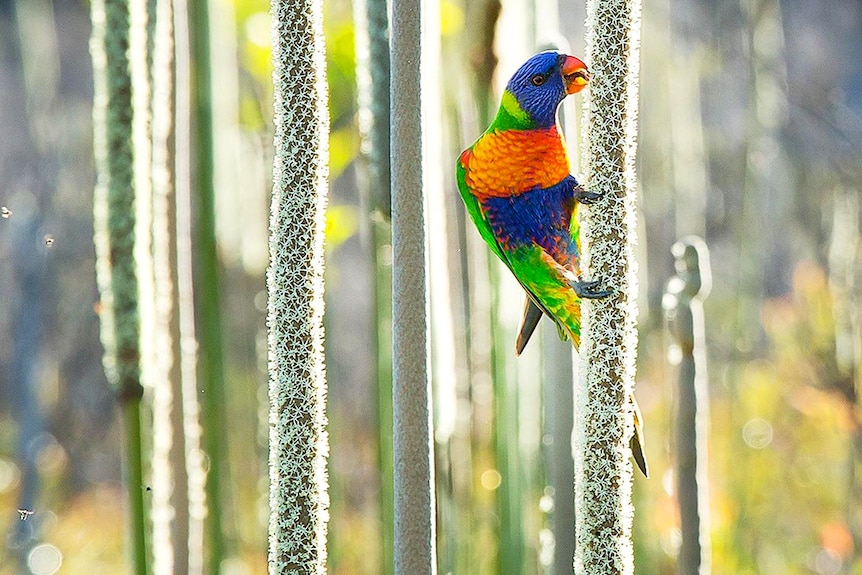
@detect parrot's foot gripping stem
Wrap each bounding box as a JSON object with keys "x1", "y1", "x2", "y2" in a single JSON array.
[
  {"x1": 572, "y1": 278, "x2": 614, "y2": 299},
  {"x1": 573, "y1": 184, "x2": 602, "y2": 205}
]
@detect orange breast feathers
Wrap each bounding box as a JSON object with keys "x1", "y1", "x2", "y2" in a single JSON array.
[{"x1": 460, "y1": 127, "x2": 571, "y2": 198}]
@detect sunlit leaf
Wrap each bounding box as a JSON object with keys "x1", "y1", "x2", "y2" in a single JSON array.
[
  {"x1": 325, "y1": 21, "x2": 357, "y2": 128},
  {"x1": 325, "y1": 204, "x2": 358, "y2": 250},
  {"x1": 329, "y1": 125, "x2": 358, "y2": 181},
  {"x1": 440, "y1": 1, "x2": 465, "y2": 37}
]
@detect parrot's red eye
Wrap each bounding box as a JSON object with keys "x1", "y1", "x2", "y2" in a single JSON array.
[{"x1": 531, "y1": 74, "x2": 545, "y2": 86}]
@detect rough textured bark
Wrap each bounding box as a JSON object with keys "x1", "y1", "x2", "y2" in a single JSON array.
[
  {"x1": 90, "y1": 0, "x2": 147, "y2": 572},
  {"x1": 390, "y1": 1, "x2": 438, "y2": 574},
  {"x1": 267, "y1": 0, "x2": 330, "y2": 573},
  {"x1": 574, "y1": 0, "x2": 642, "y2": 573}
]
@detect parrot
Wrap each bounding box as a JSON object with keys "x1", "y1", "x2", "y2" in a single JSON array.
[{"x1": 456, "y1": 51, "x2": 648, "y2": 477}]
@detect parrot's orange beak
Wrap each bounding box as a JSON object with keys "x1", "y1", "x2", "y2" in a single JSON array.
[{"x1": 562, "y1": 55, "x2": 589, "y2": 94}]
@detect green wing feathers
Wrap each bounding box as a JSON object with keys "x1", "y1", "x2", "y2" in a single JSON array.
[
  {"x1": 506, "y1": 247, "x2": 582, "y2": 347},
  {"x1": 456, "y1": 160, "x2": 508, "y2": 267}
]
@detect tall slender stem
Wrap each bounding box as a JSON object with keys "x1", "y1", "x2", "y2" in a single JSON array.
[
  {"x1": 575, "y1": 0, "x2": 642, "y2": 572},
  {"x1": 353, "y1": 0, "x2": 394, "y2": 567},
  {"x1": 150, "y1": 0, "x2": 188, "y2": 570},
  {"x1": 188, "y1": 2, "x2": 226, "y2": 570},
  {"x1": 90, "y1": 0, "x2": 147, "y2": 572},
  {"x1": 123, "y1": 395, "x2": 148, "y2": 575},
  {"x1": 390, "y1": 0, "x2": 437, "y2": 573},
  {"x1": 176, "y1": 0, "x2": 207, "y2": 570},
  {"x1": 267, "y1": 0, "x2": 330, "y2": 572},
  {"x1": 665, "y1": 237, "x2": 712, "y2": 575}
]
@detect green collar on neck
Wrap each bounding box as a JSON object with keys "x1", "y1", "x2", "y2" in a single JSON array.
[{"x1": 492, "y1": 90, "x2": 536, "y2": 131}]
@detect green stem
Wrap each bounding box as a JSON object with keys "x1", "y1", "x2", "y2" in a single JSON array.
[
  {"x1": 123, "y1": 399, "x2": 148, "y2": 575},
  {"x1": 374, "y1": 220, "x2": 395, "y2": 575},
  {"x1": 189, "y1": 1, "x2": 226, "y2": 571}
]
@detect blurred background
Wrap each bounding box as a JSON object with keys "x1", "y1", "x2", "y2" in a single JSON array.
[{"x1": 1, "y1": 0, "x2": 862, "y2": 574}]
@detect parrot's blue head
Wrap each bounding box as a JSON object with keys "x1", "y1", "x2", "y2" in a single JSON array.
[{"x1": 504, "y1": 51, "x2": 589, "y2": 128}]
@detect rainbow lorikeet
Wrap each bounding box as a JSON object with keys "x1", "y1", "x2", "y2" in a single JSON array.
[{"x1": 456, "y1": 51, "x2": 648, "y2": 476}]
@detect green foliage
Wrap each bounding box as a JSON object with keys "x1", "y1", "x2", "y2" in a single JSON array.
[
  {"x1": 324, "y1": 5, "x2": 359, "y2": 180},
  {"x1": 326, "y1": 204, "x2": 359, "y2": 250},
  {"x1": 634, "y1": 260, "x2": 857, "y2": 574},
  {"x1": 234, "y1": 0, "x2": 359, "y2": 181}
]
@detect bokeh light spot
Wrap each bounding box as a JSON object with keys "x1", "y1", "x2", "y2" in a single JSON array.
[
  {"x1": 742, "y1": 418, "x2": 773, "y2": 449},
  {"x1": 27, "y1": 543, "x2": 62, "y2": 575},
  {"x1": 480, "y1": 469, "x2": 501, "y2": 491},
  {"x1": 810, "y1": 547, "x2": 842, "y2": 575},
  {"x1": 245, "y1": 12, "x2": 270, "y2": 49},
  {"x1": 0, "y1": 458, "x2": 20, "y2": 493}
]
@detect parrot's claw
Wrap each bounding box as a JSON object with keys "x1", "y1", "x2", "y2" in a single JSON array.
[
  {"x1": 572, "y1": 278, "x2": 614, "y2": 299},
  {"x1": 573, "y1": 184, "x2": 602, "y2": 205}
]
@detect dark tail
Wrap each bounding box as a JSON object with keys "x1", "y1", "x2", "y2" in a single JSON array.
[
  {"x1": 631, "y1": 395, "x2": 649, "y2": 477},
  {"x1": 515, "y1": 296, "x2": 544, "y2": 356}
]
